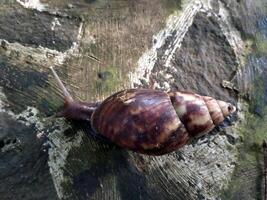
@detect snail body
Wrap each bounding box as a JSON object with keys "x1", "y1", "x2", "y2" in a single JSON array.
[{"x1": 50, "y1": 67, "x2": 236, "y2": 155}]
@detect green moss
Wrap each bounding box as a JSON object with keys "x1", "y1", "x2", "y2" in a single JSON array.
[
  {"x1": 221, "y1": 107, "x2": 267, "y2": 199},
  {"x1": 243, "y1": 31, "x2": 267, "y2": 58},
  {"x1": 240, "y1": 112, "x2": 267, "y2": 148},
  {"x1": 241, "y1": 39, "x2": 253, "y2": 62},
  {"x1": 249, "y1": 74, "x2": 265, "y2": 116},
  {"x1": 254, "y1": 33, "x2": 267, "y2": 57},
  {"x1": 164, "y1": 0, "x2": 182, "y2": 15},
  {"x1": 95, "y1": 65, "x2": 123, "y2": 95}
]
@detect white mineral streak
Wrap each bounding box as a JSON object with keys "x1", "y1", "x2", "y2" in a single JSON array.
[
  {"x1": 0, "y1": 39, "x2": 69, "y2": 66},
  {"x1": 0, "y1": 87, "x2": 6, "y2": 111},
  {"x1": 0, "y1": 87, "x2": 44, "y2": 132},
  {"x1": 164, "y1": 1, "x2": 203, "y2": 69},
  {"x1": 51, "y1": 18, "x2": 61, "y2": 31},
  {"x1": 52, "y1": 21, "x2": 84, "y2": 65},
  {"x1": 130, "y1": 0, "x2": 244, "y2": 88},
  {"x1": 48, "y1": 128, "x2": 83, "y2": 200},
  {"x1": 15, "y1": 0, "x2": 84, "y2": 65},
  {"x1": 129, "y1": 0, "x2": 203, "y2": 87},
  {"x1": 0, "y1": 19, "x2": 83, "y2": 66},
  {"x1": 16, "y1": 0, "x2": 46, "y2": 12}
]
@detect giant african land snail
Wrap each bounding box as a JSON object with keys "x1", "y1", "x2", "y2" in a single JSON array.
[{"x1": 50, "y1": 67, "x2": 236, "y2": 155}]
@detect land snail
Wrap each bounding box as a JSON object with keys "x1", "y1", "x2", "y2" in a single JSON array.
[{"x1": 50, "y1": 66, "x2": 236, "y2": 156}]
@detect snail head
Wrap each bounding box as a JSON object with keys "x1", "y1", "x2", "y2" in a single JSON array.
[{"x1": 217, "y1": 100, "x2": 236, "y2": 117}]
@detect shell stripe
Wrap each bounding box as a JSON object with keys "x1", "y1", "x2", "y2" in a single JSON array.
[
  {"x1": 90, "y1": 89, "x2": 234, "y2": 155},
  {"x1": 91, "y1": 89, "x2": 188, "y2": 154},
  {"x1": 203, "y1": 96, "x2": 225, "y2": 125},
  {"x1": 169, "y1": 92, "x2": 215, "y2": 137}
]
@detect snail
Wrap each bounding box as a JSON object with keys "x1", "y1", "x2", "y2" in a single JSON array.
[{"x1": 50, "y1": 67, "x2": 236, "y2": 155}]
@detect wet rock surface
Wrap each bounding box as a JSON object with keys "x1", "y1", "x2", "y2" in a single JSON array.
[
  {"x1": 0, "y1": 60, "x2": 50, "y2": 114},
  {"x1": 0, "y1": 2, "x2": 80, "y2": 51},
  {"x1": 151, "y1": 12, "x2": 238, "y2": 101},
  {"x1": 0, "y1": 110, "x2": 57, "y2": 200},
  {"x1": 220, "y1": 0, "x2": 266, "y2": 37},
  {"x1": 48, "y1": 1, "x2": 240, "y2": 199},
  {"x1": 0, "y1": 0, "x2": 267, "y2": 200}
]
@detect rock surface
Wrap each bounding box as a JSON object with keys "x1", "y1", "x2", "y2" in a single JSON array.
[{"x1": 0, "y1": 0, "x2": 266, "y2": 200}]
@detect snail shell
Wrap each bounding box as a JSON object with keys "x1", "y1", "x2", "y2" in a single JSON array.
[
  {"x1": 91, "y1": 89, "x2": 236, "y2": 155},
  {"x1": 50, "y1": 67, "x2": 236, "y2": 155}
]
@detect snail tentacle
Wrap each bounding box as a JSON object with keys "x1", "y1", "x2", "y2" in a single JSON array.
[{"x1": 50, "y1": 66, "x2": 73, "y2": 103}]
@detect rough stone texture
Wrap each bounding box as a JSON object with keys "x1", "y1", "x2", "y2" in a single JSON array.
[
  {"x1": 220, "y1": 0, "x2": 266, "y2": 38},
  {"x1": 151, "y1": 12, "x2": 238, "y2": 101},
  {"x1": 0, "y1": 61, "x2": 50, "y2": 113},
  {"x1": 0, "y1": 0, "x2": 267, "y2": 200},
  {"x1": 0, "y1": 1, "x2": 82, "y2": 199},
  {"x1": 0, "y1": 107, "x2": 58, "y2": 200},
  {"x1": 0, "y1": 2, "x2": 81, "y2": 51},
  {"x1": 48, "y1": 1, "x2": 240, "y2": 199},
  {"x1": 221, "y1": 57, "x2": 267, "y2": 200}
]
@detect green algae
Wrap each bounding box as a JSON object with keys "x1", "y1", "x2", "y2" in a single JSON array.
[
  {"x1": 164, "y1": 0, "x2": 182, "y2": 15},
  {"x1": 94, "y1": 65, "x2": 122, "y2": 95},
  {"x1": 221, "y1": 71, "x2": 267, "y2": 199},
  {"x1": 254, "y1": 33, "x2": 267, "y2": 56},
  {"x1": 221, "y1": 106, "x2": 267, "y2": 200},
  {"x1": 221, "y1": 26, "x2": 267, "y2": 197}
]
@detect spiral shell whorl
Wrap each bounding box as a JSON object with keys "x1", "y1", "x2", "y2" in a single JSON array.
[
  {"x1": 168, "y1": 91, "x2": 234, "y2": 138},
  {"x1": 202, "y1": 96, "x2": 225, "y2": 125}
]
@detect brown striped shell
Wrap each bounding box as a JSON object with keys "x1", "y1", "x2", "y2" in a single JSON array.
[
  {"x1": 91, "y1": 89, "x2": 236, "y2": 155},
  {"x1": 50, "y1": 67, "x2": 236, "y2": 156}
]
